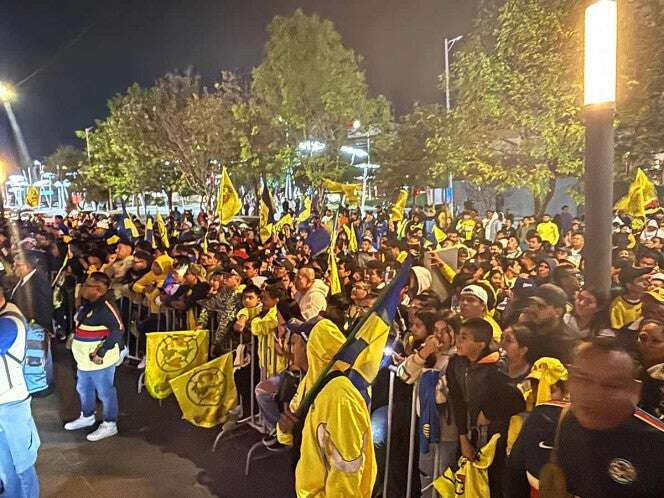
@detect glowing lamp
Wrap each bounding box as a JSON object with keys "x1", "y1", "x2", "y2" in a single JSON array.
[{"x1": 584, "y1": 0, "x2": 617, "y2": 106}]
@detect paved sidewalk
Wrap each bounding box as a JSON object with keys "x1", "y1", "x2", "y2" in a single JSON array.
[{"x1": 32, "y1": 345, "x2": 294, "y2": 498}]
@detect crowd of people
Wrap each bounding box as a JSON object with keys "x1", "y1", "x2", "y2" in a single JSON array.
[{"x1": 1, "y1": 199, "x2": 664, "y2": 497}]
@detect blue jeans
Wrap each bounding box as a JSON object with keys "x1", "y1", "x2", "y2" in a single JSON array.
[
  {"x1": 76, "y1": 366, "x2": 118, "y2": 422},
  {"x1": 0, "y1": 398, "x2": 40, "y2": 498},
  {"x1": 255, "y1": 374, "x2": 283, "y2": 431}
]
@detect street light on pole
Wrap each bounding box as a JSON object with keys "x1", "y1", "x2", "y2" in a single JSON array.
[
  {"x1": 444, "y1": 35, "x2": 462, "y2": 214},
  {"x1": 0, "y1": 81, "x2": 33, "y2": 180},
  {"x1": 583, "y1": 0, "x2": 617, "y2": 296}
]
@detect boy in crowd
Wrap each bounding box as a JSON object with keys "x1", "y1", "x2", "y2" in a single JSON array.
[{"x1": 447, "y1": 318, "x2": 525, "y2": 497}]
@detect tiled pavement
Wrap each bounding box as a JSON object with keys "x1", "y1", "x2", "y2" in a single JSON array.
[{"x1": 31, "y1": 346, "x2": 295, "y2": 498}]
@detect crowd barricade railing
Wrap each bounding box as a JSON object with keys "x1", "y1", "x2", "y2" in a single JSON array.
[
  {"x1": 381, "y1": 367, "x2": 441, "y2": 498},
  {"x1": 212, "y1": 334, "x2": 263, "y2": 452}
]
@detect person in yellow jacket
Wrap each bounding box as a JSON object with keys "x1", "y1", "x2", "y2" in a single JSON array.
[
  {"x1": 536, "y1": 214, "x2": 560, "y2": 245},
  {"x1": 250, "y1": 285, "x2": 287, "y2": 378},
  {"x1": 131, "y1": 254, "x2": 173, "y2": 313},
  {"x1": 278, "y1": 319, "x2": 376, "y2": 498},
  {"x1": 609, "y1": 265, "x2": 651, "y2": 329}
]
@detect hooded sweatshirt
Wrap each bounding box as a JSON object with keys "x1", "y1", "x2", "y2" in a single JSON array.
[
  {"x1": 131, "y1": 254, "x2": 173, "y2": 313},
  {"x1": 295, "y1": 279, "x2": 329, "y2": 321},
  {"x1": 284, "y1": 319, "x2": 376, "y2": 498}
]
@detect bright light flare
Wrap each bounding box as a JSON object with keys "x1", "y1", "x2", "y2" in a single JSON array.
[
  {"x1": 584, "y1": 0, "x2": 617, "y2": 106},
  {"x1": 0, "y1": 82, "x2": 16, "y2": 102}
]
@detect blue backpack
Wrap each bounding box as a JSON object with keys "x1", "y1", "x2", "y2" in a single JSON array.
[{"x1": 23, "y1": 323, "x2": 54, "y2": 396}]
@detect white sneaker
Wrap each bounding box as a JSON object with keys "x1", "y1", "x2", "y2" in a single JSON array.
[
  {"x1": 64, "y1": 413, "x2": 96, "y2": 431},
  {"x1": 115, "y1": 345, "x2": 129, "y2": 366},
  {"x1": 86, "y1": 421, "x2": 118, "y2": 442},
  {"x1": 137, "y1": 357, "x2": 146, "y2": 369}
]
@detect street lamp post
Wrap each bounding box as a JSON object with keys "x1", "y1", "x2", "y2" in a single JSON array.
[
  {"x1": 584, "y1": 0, "x2": 617, "y2": 296},
  {"x1": 444, "y1": 35, "x2": 462, "y2": 214}
]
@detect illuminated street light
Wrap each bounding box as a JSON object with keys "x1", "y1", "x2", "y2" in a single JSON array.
[
  {"x1": 0, "y1": 82, "x2": 16, "y2": 102},
  {"x1": 297, "y1": 140, "x2": 326, "y2": 155},
  {"x1": 583, "y1": 0, "x2": 617, "y2": 296},
  {"x1": 339, "y1": 145, "x2": 369, "y2": 159},
  {"x1": 584, "y1": 0, "x2": 617, "y2": 106}
]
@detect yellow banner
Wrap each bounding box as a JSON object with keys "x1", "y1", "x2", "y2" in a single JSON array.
[
  {"x1": 26, "y1": 185, "x2": 40, "y2": 208},
  {"x1": 169, "y1": 353, "x2": 237, "y2": 428},
  {"x1": 390, "y1": 189, "x2": 409, "y2": 223},
  {"x1": 144, "y1": 330, "x2": 209, "y2": 400},
  {"x1": 217, "y1": 167, "x2": 242, "y2": 225}
]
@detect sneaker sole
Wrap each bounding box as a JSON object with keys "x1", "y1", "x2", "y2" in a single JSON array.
[{"x1": 86, "y1": 430, "x2": 118, "y2": 442}]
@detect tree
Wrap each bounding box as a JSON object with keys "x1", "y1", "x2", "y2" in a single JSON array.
[
  {"x1": 43, "y1": 145, "x2": 86, "y2": 179},
  {"x1": 374, "y1": 103, "x2": 447, "y2": 192},
  {"x1": 427, "y1": 0, "x2": 585, "y2": 217},
  {"x1": 251, "y1": 9, "x2": 391, "y2": 188},
  {"x1": 615, "y1": 0, "x2": 664, "y2": 178}
]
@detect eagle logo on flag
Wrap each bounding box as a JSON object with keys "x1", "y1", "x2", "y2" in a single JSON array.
[
  {"x1": 156, "y1": 335, "x2": 200, "y2": 372},
  {"x1": 185, "y1": 367, "x2": 224, "y2": 407}
]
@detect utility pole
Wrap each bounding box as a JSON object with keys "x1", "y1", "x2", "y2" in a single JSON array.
[{"x1": 444, "y1": 35, "x2": 463, "y2": 215}]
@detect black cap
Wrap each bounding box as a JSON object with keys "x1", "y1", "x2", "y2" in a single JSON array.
[
  {"x1": 274, "y1": 258, "x2": 295, "y2": 273},
  {"x1": 619, "y1": 266, "x2": 652, "y2": 286},
  {"x1": 529, "y1": 283, "x2": 568, "y2": 310}
]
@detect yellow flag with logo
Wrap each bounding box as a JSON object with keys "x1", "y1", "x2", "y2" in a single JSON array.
[
  {"x1": 216, "y1": 167, "x2": 242, "y2": 225},
  {"x1": 169, "y1": 353, "x2": 237, "y2": 428},
  {"x1": 144, "y1": 330, "x2": 209, "y2": 399},
  {"x1": 433, "y1": 434, "x2": 500, "y2": 498},
  {"x1": 390, "y1": 189, "x2": 409, "y2": 223},
  {"x1": 26, "y1": 185, "x2": 40, "y2": 208}
]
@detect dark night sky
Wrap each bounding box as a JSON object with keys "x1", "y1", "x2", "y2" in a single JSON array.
[{"x1": 0, "y1": 0, "x2": 478, "y2": 166}]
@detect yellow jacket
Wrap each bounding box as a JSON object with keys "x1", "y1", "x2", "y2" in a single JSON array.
[
  {"x1": 296, "y1": 375, "x2": 376, "y2": 497},
  {"x1": 250, "y1": 306, "x2": 286, "y2": 377},
  {"x1": 536, "y1": 221, "x2": 560, "y2": 245},
  {"x1": 131, "y1": 255, "x2": 173, "y2": 313},
  {"x1": 278, "y1": 319, "x2": 347, "y2": 446}
]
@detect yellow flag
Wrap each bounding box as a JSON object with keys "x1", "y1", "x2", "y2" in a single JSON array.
[
  {"x1": 328, "y1": 232, "x2": 341, "y2": 296},
  {"x1": 433, "y1": 434, "x2": 501, "y2": 497},
  {"x1": 390, "y1": 189, "x2": 409, "y2": 223},
  {"x1": 169, "y1": 353, "x2": 238, "y2": 428},
  {"x1": 272, "y1": 213, "x2": 293, "y2": 234},
  {"x1": 144, "y1": 330, "x2": 209, "y2": 400},
  {"x1": 322, "y1": 178, "x2": 361, "y2": 205},
  {"x1": 296, "y1": 198, "x2": 312, "y2": 225},
  {"x1": 615, "y1": 168, "x2": 659, "y2": 218},
  {"x1": 216, "y1": 167, "x2": 242, "y2": 225},
  {"x1": 343, "y1": 223, "x2": 358, "y2": 252},
  {"x1": 26, "y1": 185, "x2": 40, "y2": 208},
  {"x1": 156, "y1": 212, "x2": 170, "y2": 249},
  {"x1": 124, "y1": 215, "x2": 139, "y2": 238}
]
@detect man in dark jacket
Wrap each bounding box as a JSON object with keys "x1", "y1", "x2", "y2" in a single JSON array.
[
  {"x1": 10, "y1": 253, "x2": 53, "y2": 333},
  {"x1": 447, "y1": 318, "x2": 525, "y2": 498}
]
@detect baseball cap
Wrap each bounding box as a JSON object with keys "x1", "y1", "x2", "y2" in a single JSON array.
[
  {"x1": 186, "y1": 263, "x2": 206, "y2": 279},
  {"x1": 528, "y1": 283, "x2": 568, "y2": 310},
  {"x1": 618, "y1": 265, "x2": 652, "y2": 286},
  {"x1": 274, "y1": 258, "x2": 295, "y2": 273},
  {"x1": 459, "y1": 285, "x2": 489, "y2": 306}
]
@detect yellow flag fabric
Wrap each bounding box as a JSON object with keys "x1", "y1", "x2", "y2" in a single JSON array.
[
  {"x1": 390, "y1": 189, "x2": 409, "y2": 223},
  {"x1": 201, "y1": 231, "x2": 209, "y2": 254},
  {"x1": 26, "y1": 186, "x2": 40, "y2": 208},
  {"x1": 144, "y1": 330, "x2": 209, "y2": 400},
  {"x1": 216, "y1": 168, "x2": 242, "y2": 225},
  {"x1": 322, "y1": 179, "x2": 361, "y2": 205},
  {"x1": 296, "y1": 198, "x2": 312, "y2": 225},
  {"x1": 273, "y1": 213, "x2": 293, "y2": 234},
  {"x1": 343, "y1": 223, "x2": 358, "y2": 252},
  {"x1": 259, "y1": 188, "x2": 274, "y2": 244},
  {"x1": 169, "y1": 353, "x2": 237, "y2": 428},
  {"x1": 124, "y1": 216, "x2": 139, "y2": 238},
  {"x1": 328, "y1": 232, "x2": 341, "y2": 296},
  {"x1": 615, "y1": 168, "x2": 659, "y2": 217},
  {"x1": 156, "y1": 212, "x2": 170, "y2": 249},
  {"x1": 433, "y1": 434, "x2": 501, "y2": 498},
  {"x1": 144, "y1": 216, "x2": 156, "y2": 249}
]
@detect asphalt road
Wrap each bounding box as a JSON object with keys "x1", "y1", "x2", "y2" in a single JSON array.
[{"x1": 31, "y1": 344, "x2": 295, "y2": 498}]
